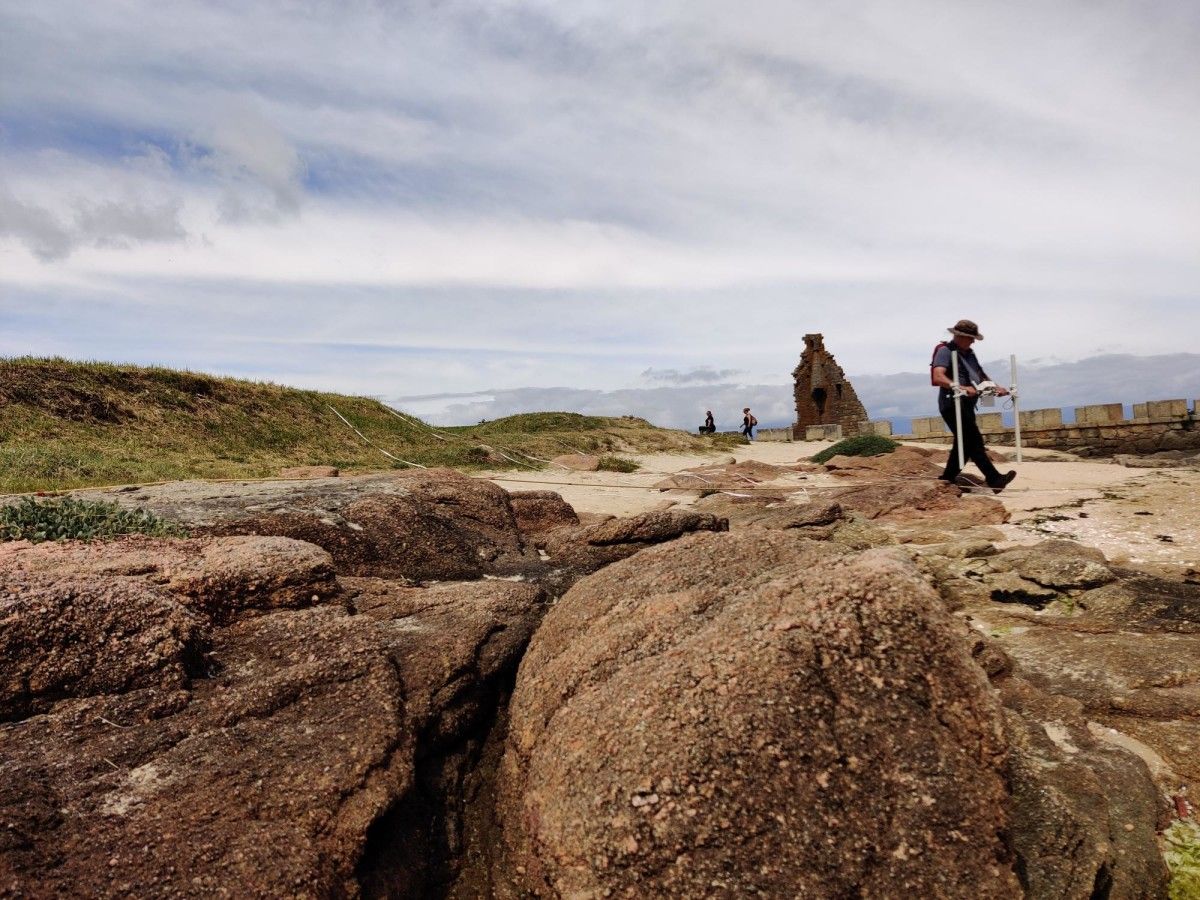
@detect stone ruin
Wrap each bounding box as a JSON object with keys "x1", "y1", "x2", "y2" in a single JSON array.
[{"x1": 791, "y1": 333, "x2": 871, "y2": 440}]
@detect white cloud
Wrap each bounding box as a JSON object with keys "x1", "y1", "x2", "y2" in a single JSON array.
[{"x1": 0, "y1": 0, "x2": 1196, "y2": 395}]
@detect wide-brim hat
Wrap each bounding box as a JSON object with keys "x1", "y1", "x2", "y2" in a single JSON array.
[{"x1": 947, "y1": 319, "x2": 984, "y2": 340}]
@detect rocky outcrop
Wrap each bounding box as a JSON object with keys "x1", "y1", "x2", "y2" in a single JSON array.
[
  {"x1": 493, "y1": 531, "x2": 1021, "y2": 897},
  {"x1": 822, "y1": 445, "x2": 942, "y2": 480},
  {"x1": 997, "y1": 675, "x2": 1170, "y2": 898},
  {"x1": 0, "y1": 559, "x2": 547, "y2": 898},
  {"x1": 0, "y1": 534, "x2": 340, "y2": 622},
  {"x1": 507, "y1": 490, "x2": 580, "y2": 534},
  {"x1": 63, "y1": 469, "x2": 545, "y2": 583},
  {"x1": 693, "y1": 495, "x2": 847, "y2": 533},
  {"x1": 0, "y1": 574, "x2": 205, "y2": 722},
  {"x1": 826, "y1": 477, "x2": 1009, "y2": 527},
  {"x1": 537, "y1": 509, "x2": 728, "y2": 578},
  {"x1": 916, "y1": 535, "x2": 1193, "y2": 895},
  {"x1": 2, "y1": 468, "x2": 1186, "y2": 898}
]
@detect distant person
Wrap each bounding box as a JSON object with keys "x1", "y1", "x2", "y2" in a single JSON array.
[
  {"x1": 930, "y1": 319, "x2": 1016, "y2": 493},
  {"x1": 741, "y1": 407, "x2": 757, "y2": 440},
  {"x1": 700, "y1": 410, "x2": 716, "y2": 434}
]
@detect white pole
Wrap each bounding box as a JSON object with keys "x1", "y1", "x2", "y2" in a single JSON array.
[
  {"x1": 1010, "y1": 354, "x2": 1023, "y2": 463},
  {"x1": 951, "y1": 350, "x2": 965, "y2": 472}
]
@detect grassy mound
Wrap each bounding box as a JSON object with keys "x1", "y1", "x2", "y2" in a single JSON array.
[
  {"x1": 0, "y1": 358, "x2": 740, "y2": 493},
  {"x1": 0, "y1": 496, "x2": 186, "y2": 543},
  {"x1": 810, "y1": 434, "x2": 900, "y2": 465},
  {"x1": 597, "y1": 455, "x2": 640, "y2": 473}
]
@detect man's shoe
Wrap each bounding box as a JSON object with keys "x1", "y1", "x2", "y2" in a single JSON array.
[{"x1": 989, "y1": 470, "x2": 1017, "y2": 494}]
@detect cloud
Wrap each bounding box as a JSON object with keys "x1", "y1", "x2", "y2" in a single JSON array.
[
  {"x1": 0, "y1": 0, "x2": 1196, "y2": 392},
  {"x1": 0, "y1": 187, "x2": 186, "y2": 261},
  {"x1": 197, "y1": 100, "x2": 306, "y2": 222},
  {"x1": 641, "y1": 366, "x2": 745, "y2": 384}
]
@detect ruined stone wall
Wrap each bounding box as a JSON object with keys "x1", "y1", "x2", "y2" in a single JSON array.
[
  {"x1": 898, "y1": 398, "x2": 1200, "y2": 457},
  {"x1": 791, "y1": 334, "x2": 870, "y2": 440}
]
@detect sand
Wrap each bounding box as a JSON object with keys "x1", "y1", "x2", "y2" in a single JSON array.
[{"x1": 485, "y1": 440, "x2": 1200, "y2": 575}]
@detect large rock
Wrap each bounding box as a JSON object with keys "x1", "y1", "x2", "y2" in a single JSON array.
[
  {"x1": 693, "y1": 494, "x2": 846, "y2": 533},
  {"x1": 985, "y1": 539, "x2": 1116, "y2": 590},
  {"x1": 825, "y1": 478, "x2": 1009, "y2": 526},
  {"x1": 0, "y1": 574, "x2": 205, "y2": 722},
  {"x1": 537, "y1": 509, "x2": 728, "y2": 577},
  {"x1": 493, "y1": 532, "x2": 1020, "y2": 897},
  {"x1": 507, "y1": 490, "x2": 580, "y2": 535},
  {"x1": 0, "y1": 571, "x2": 546, "y2": 898},
  {"x1": 822, "y1": 446, "x2": 942, "y2": 480},
  {"x1": 60, "y1": 469, "x2": 544, "y2": 583},
  {"x1": 941, "y1": 536, "x2": 1194, "y2": 896},
  {"x1": 995, "y1": 675, "x2": 1171, "y2": 898},
  {"x1": 0, "y1": 534, "x2": 339, "y2": 622},
  {"x1": 549, "y1": 454, "x2": 600, "y2": 472}
]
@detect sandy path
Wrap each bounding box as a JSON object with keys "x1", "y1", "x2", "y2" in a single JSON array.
[{"x1": 485, "y1": 440, "x2": 1198, "y2": 572}]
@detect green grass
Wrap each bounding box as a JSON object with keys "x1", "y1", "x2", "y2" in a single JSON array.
[
  {"x1": 810, "y1": 434, "x2": 900, "y2": 464},
  {"x1": 1166, "y1": 820, "x2": 1200, "y2": 900},
  {"x1": 0, "y1": 496, "x2": 187, "y2": 543},
  {"x1": 0, "y1": 358, "x2": 740, "y2": 494},
  {"x1": 597, "y1": 455, "x2": 640, "y2": 473}
]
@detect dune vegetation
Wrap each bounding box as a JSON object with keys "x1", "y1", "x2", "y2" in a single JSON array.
[{"x1": 0, "y1": 357, "x2": 741, "y2": 494}]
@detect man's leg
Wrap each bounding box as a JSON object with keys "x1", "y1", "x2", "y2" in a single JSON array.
[
  {"x1": 959, "y1": 405, "x2": 1004, "y2": 483},
  {"x1": 939, "y1": 396, "x2": 962, "y2": 482}
]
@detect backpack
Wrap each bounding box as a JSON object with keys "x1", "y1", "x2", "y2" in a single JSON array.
[
  {"x1": 929, "y1": 341, "x2": 949, "y2": 386},
  {"x1": 749, "y1": 414, "x2": 758, "y2": 426}
]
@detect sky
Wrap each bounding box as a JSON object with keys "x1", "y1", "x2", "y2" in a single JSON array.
[{"x1": 2, "y1": 0, "x2": 1198, "y2": 426}]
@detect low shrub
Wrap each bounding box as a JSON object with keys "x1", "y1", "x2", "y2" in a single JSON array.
[
  {"x1": 0, "y1": 497, "x2": 187, "y2": 543},
  {"x1": 597, "y1": 456, "x2": 640, "y2": 473},
  {"x1": 1165, "y1": 820, "x2": 1200, "y2": 900},
  {"x1": 810, "y1": 434, "x2": 899, "y2": 465}
]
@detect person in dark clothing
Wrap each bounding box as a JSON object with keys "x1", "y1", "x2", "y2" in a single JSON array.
[
  {"x1": 700, "y1": 410, "x2": 715, "y2": 434},
  {"x1": 741, "y1": 407, "x2": 756, "y2": 440},
  {"x1": 931, "y1": 319, "x2": 1017, "y2": 493}
]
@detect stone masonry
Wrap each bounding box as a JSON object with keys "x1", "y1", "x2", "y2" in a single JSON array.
[{"x1": 791, "y1": 334, "x2": 870, "y2": 440}]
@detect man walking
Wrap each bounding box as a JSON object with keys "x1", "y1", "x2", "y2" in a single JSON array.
[{"x1": 931, "y1": 319, "x2": 1017, "y2": 493}]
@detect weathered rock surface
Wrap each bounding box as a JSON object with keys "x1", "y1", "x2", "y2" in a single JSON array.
[
  {"x1": 0, "y1": 534, "x2": 339, "y2": 622},
  {"x1": 64, "y1": 469, "x2": 545, "y2": 583},
  {"x1": 0, "y1": 574, "x2": 205, "y2": 722},
  {"x1": 0, "y1": 558, "x2": 546, "y2": 898},
  {"x1": 826, "y1": 477, "x2": 1009, "y2": 526},
  {"x1": 549, "y1": 453, "x2": 600, "y2": 472},
  {"x1": 537, "y1": 509, "x2": 728, "y2": 578},
  {"x1": 996, "y1": 676, "x2": 1171, "y2": 898},
  {"x1": 822, "y1": 445, "x2": 942, "y2": 479},
  {"x1": 693, "y1": 495, "x2": 846, "y2": 533},
  {"x1": 493, "y1": 531, "x2": 1021, "y2": 897},
  {"x1": 920, "y1": 534, "x2": 1199, "y2": 872},
  {"x1": 506, "y1": 490, "x2": 580, "y2": 534}
]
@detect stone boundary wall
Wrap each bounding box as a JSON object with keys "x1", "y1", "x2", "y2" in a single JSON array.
[
  {"x1": 894, "y1": 398, "x2": 1199, "y2": 457},
  {"x1": 755, "y1": 427, "x2": 794, "y2": 442}
]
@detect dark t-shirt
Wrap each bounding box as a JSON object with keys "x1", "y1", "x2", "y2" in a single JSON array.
[{"x1": 932, "y1": 343, "x2": 988, "y2": 395}]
